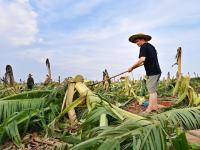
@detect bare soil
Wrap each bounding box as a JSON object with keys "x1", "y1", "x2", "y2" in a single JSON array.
[
  {"x1": 125, "y1": 99, "x2": 173, "y2": 114},
  {"x1": 186, "y1": 129, "x2": 200, "y2": 144}
]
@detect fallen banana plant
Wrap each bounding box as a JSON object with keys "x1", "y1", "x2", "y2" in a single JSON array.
[
  {"x1": 70, "y1": 119, "x2": 167, "y2": 150},
  {"x1": 119, "y1": 76, "x2": 145, "y2": 104},
  {"x1": 0, "y1": 90, "x2": 52, "y2": 100},
  {"x1": 0, "y1": 90, "x2": 53, "y2": 122},
  {"x1": 49, "y1": 75, "x2": 168, "y2": 150},
  {"x1": 0, "y1": 107, "x2": 52, "y2": 147},
  {"x1": 173, "y1": 76, "x2": 200, "y2": 106},
  {"x1": 75, "y1": 105, "x2": 200, "y2": 150},
  {"x1": 2, "y1": 75, "x2": 200, "y2": 149},
  {"x1": 151, "y1": 106, "x2": 200, "y2": 130},
  {"x1": 0, "y1": 87, "x2": 18, "y2": 98}
]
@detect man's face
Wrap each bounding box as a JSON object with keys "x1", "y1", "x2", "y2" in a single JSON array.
[{"x1": 135, "y1": 38, "x2": 145, "y2": 47}]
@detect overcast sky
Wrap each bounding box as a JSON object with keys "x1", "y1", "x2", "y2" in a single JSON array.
[{"x1": 0, "y1": 0, "x2": 199, "y2": 82}]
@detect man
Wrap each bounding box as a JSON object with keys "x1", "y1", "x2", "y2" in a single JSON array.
[
  {"x1": 27, "y1": 74, "x2": 34, "y2": 90},
  {"x1": 128, "y1": 33, "x2": 161, "y2": 112}
]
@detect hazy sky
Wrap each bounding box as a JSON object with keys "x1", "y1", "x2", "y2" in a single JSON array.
[{"x1": 0, "y1": 0, "x2": 199, "y2": 82}]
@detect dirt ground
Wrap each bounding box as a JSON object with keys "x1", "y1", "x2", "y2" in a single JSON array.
[
  {"x1": 186, "y1": 129, "x2": 200, "y2": 144},
  {"x1": 124, "y1": 99, "x2": 173, "y2": 114}
]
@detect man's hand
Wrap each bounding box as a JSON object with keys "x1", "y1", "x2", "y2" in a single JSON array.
[
  {"x1": 128, "y1": 67, "x2": 133, "y2": 72},
  {"x1": 128, "y1": 57, "x2": 145, "y2": 72}
]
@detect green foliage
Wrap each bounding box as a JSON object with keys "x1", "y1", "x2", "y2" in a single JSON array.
[
  {"x1": 71, "y1": 119, "x2": 167, "y2": 150},
  {"x1": 0, "y1": 105, "x2": 60, "y2": 147},
  {"x1": 0, "y1": 98, "x2": 46, "y2": 122},
  {"x1": 172, "y1": 76, "x2": 200, "y2": 106},
  {"x1": 135, "y1": 78, "x2": 148, "y2": 97},
  {"x1": 189, "y1": 143, "x2": 200, "y2": 150},
  {"x1": 190, "y1": 77, "x2": 200, "y2": 93},
  {"x1": 157, "y1": 79, "x2": 175, "y2": 97},
  {"x1": 0, "y1": 89, "x2": 56, "y2": 122},
  {"x1": 2, "y1": 75, "x2": 200, "y2": 149},
  {"x1": 0, "y1": 90, "x2": 52, "y2": 100},
  {"x1": 95, "y1": 77, "x2": 145, "y2": 104},
  {"x1": 0, "y1": 86, "x2": 62, "y2": 147},
  {"x1": 151, "y1": 107, "x2": 200, "y2": 130},
  {"x1": 172, "y1": 128, "x2": 189, "y2": 150},
  {"x1": 0, "y1": 87, "x2": 19, "y2": 99}
]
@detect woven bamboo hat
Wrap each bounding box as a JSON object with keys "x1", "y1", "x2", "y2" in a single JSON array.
[{"x1": 129, "y1": 33, "x2": 152, "y2": 43}]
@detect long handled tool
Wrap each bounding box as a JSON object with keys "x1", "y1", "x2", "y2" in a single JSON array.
[{"x1": 89, "y1": 70, "x2": 128, "y2": 86}]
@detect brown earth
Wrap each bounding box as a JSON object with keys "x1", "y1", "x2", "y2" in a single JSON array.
[
  {"x1": 125, "y1": 99, "x2": 173, "y2": 114},
  {"x1": 186, "y1": 130, "x2": 200, "y2": 144}
]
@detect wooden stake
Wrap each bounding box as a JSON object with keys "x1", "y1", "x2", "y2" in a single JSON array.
[
  {"x1": 46, "y1": 58, "x2": 52, "y2": 81},
  {"x1": 167, "y1": 72, "x2": 171, "y2": 80},
  {"x1": 177, "y1": 47, "x2": 182, "y2": 80},
  {"x1": 5, "y1": 65, "x2": 15, "y2": 86}
]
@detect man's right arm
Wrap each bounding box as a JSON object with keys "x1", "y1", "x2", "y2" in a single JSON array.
[{"x1": 128, "y1": 56, "x2": 146, "y2": 72}]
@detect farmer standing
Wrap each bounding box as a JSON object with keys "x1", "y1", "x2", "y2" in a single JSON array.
[
  {"x1": 27, "y1": 74, "x2": 34, "y2": 90},
  {"x1": 128, "y1": 33, "x2": 161, "y2": 113}
]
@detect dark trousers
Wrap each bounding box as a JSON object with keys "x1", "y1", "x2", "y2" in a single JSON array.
[{"x1": 27, "y1": 84, "x2": 33, "y2": 90}]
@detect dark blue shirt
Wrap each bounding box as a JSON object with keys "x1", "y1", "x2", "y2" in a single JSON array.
[{"x1": 139, "y1": 43, "x2": 161, "y2": 76}]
